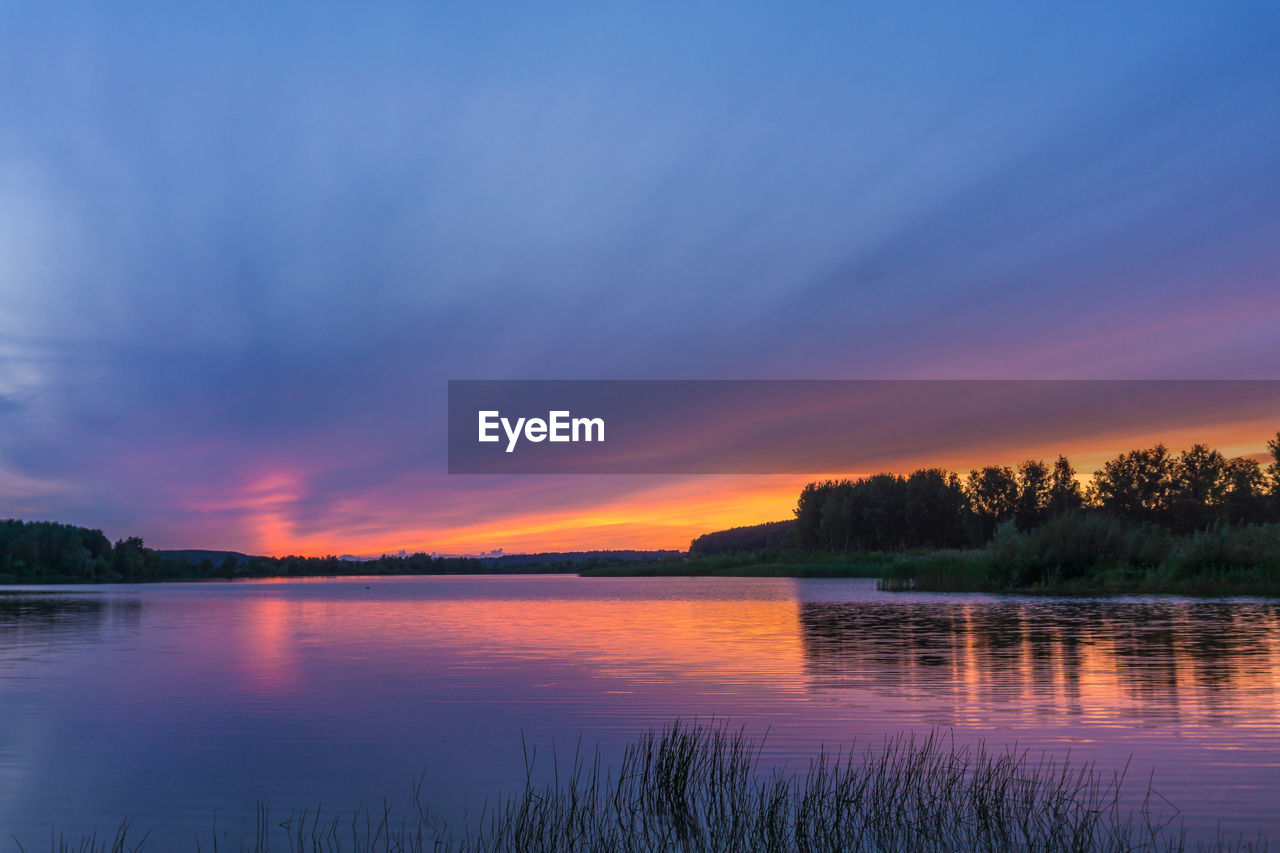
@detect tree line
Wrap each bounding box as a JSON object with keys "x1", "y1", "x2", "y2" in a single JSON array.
[
  {"x1": 0, "y1": 520, "x2": 635, "y2": 583},
  {"x1": 792, "y1": 433, "x2": 1280, "y2": 552}
]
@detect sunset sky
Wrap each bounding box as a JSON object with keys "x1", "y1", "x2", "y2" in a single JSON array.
[{"x1": 2, "y1": 2, "x2": 1279, "y2": 555}]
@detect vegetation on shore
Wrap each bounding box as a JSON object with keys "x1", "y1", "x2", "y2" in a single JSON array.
[
  {"x1": 788, "y1": 434, "x2": 1280, "y2": 555},
  {"x1": 44, "y1": 720, "x2": 1259, "y2": 852},
  {"x1": 662, "y1": 432, "x2": 1280, "y2": 594},
  {"x1": 579, "y1": 550, "x2": 900, "y2": 578},
  {"x1": 879, "y1": 515, "x2": 1280, "y2": 595},
  {"x1": 689, "y1": 520, "x2": 795, "y2": 556},
  {"x1": 0, "y1": 519, "x2": 662, "y2": 584},
  {"x1": 5, "y1": 433, "x2": 1278, "y2": 592}
]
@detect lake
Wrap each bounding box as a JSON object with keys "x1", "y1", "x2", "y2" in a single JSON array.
[{"x1": 1, "y1": 575, "x2": 1278, "y2": 848}]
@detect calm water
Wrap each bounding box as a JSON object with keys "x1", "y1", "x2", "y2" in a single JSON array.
[{"x1": 2, "y1": 576, "x2": 1279, "y2": 847}]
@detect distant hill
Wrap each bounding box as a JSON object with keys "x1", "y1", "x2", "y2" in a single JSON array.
[
  {"x1": 689, "y1": 520, "x2": 794, "y2": 555},
  {"x1": 482, "y1": 550, "x2": 679, "y2": 567},
  {"x1": 160, "y1": 548, "x2": 678, "y2": 568},
  {"x1": 158, "y1": 549, "x2": 251, "y2": 566}
]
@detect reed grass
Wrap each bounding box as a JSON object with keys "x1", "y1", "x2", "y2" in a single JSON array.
[
  {"x1": 33, "y1": 721, "x2": 1268, "y2": 852},
  {"x1": 579, "y1": 551, "x2": 902, "y2": 578},
  {"x1": 879, "y1": 517, "x2": 1280, "y2": 595}
]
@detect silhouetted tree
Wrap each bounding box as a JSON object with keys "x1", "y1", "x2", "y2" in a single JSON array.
[
  {"x1": 904, "y1": 468, "x2": 967, "y2": 548},
  {"x1": 112, "y1": 536, "x2": 148, "y2": 580},
  {"x1": 966, "y1": 466, "x2": 1018, "y2": 542},
  {"x1": 1015, "y1": 460, "x2": 1051, "y2": 530},
  {"x1": 1269, "y1": 433, "x2": 1280, "y2": 495},
  {"x1": 793, "y1": 482, "x2": 830, "y2": 550},
  {"x1": 817, "y1": 483, "x2": 852, "y2": 552},
  {"x1": 1223, "y1": 456, "x2": 1266, "y2": 524},
  {"x1": 1089, "y1": 445, "x2": 1176, "y2": 523},
  {"x1": 854, "y1": 474, "x2": 908, "y2": 550},
  {"x1": 1045, "y1": 456, "x2": 1084, "y2": 517},
  {"x1": 1169, "y1": 444, "x2": 1229, "y2": 531}
]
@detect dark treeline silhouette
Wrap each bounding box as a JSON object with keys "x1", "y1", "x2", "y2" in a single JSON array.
[
  {"x1": 689, "y1": 520, "x2": 795, "y2": 556},
  {"x1": 0, "y1": 519, "x2": 648, "y2": 583},
  {"x1": 792, "y1": 433, "x2": 1280, "y2": 552}
]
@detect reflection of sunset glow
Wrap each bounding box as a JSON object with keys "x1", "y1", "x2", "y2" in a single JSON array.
[
  {"x1": 8, "y1": 578, "x2": 1279, "y2": 841},
  {"x1": 231, "y1": 585, "x2": 806, "y2": 694},
  {"x1": 236, "y1": 597, "x2": 300, "y2": 692},
  {"x1": 223, "y1": 580, "x2": 1280, "y2": 739},
  {"x1": 799, "y1": 597, "x2": 1280, "y2": 733}
]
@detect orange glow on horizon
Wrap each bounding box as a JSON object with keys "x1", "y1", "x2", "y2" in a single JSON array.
[{"x1": 201, "y1": 417, "x2": 1277, "y2": 558}]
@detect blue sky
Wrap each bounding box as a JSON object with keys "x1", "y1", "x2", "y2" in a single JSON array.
[{"x1": 2, "y1": 1, "x2": 1279, "y2": 553}]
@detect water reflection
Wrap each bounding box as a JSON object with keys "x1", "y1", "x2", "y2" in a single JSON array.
[
  {"x1": 0, "y1": 578, "x2": 1278, "y2": 847},
  {"x1": 215, "y1": 587, "x2": 807, "y2": 698},
  {"x1": 0, "y1": 593, "x2": 141, "y2": 659},
  {"x1": 798, "y1": 597, "x2": 1280, "y2": 725}
]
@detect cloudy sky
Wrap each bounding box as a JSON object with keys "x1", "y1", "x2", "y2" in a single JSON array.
[{"x1": 2, "y1": 1, "x2": 1279, "y2": 554}]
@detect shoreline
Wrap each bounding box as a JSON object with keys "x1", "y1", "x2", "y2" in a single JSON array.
[{"x1": 6, "y1": 562, "x2": 1280, "y2": 598}]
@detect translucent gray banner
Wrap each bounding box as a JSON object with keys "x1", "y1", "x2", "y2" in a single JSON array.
[{"x1": 447, "y1": 380, "x2": 1280, "y2": 474}]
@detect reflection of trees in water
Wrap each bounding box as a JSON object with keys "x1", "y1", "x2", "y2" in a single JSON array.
[
  {"x1": 798, "y1": 598, "x2": 1280, "y2": 717},
  {"x1": 0, "y1": 594, "x2": 142, "y2": 655}
]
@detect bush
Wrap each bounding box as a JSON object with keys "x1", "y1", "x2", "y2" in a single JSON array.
[
  {"x1": 985, "y1": 513, "x2": 1172, "y2": 586},
  {"x1": 882, "y1": 515, "x2": 1280, "y2": 595},
  {"x1": 1169, "y1": 524, "x2": 1280, "y2": 576}
]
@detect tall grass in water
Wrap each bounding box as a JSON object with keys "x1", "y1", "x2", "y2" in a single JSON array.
[
  {"x1": 41, "y1": 721, "x2": 1266, "y2": 852},
  {"x1": 879, "y1": 516, "x2": 1280, "y2": 594}
]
